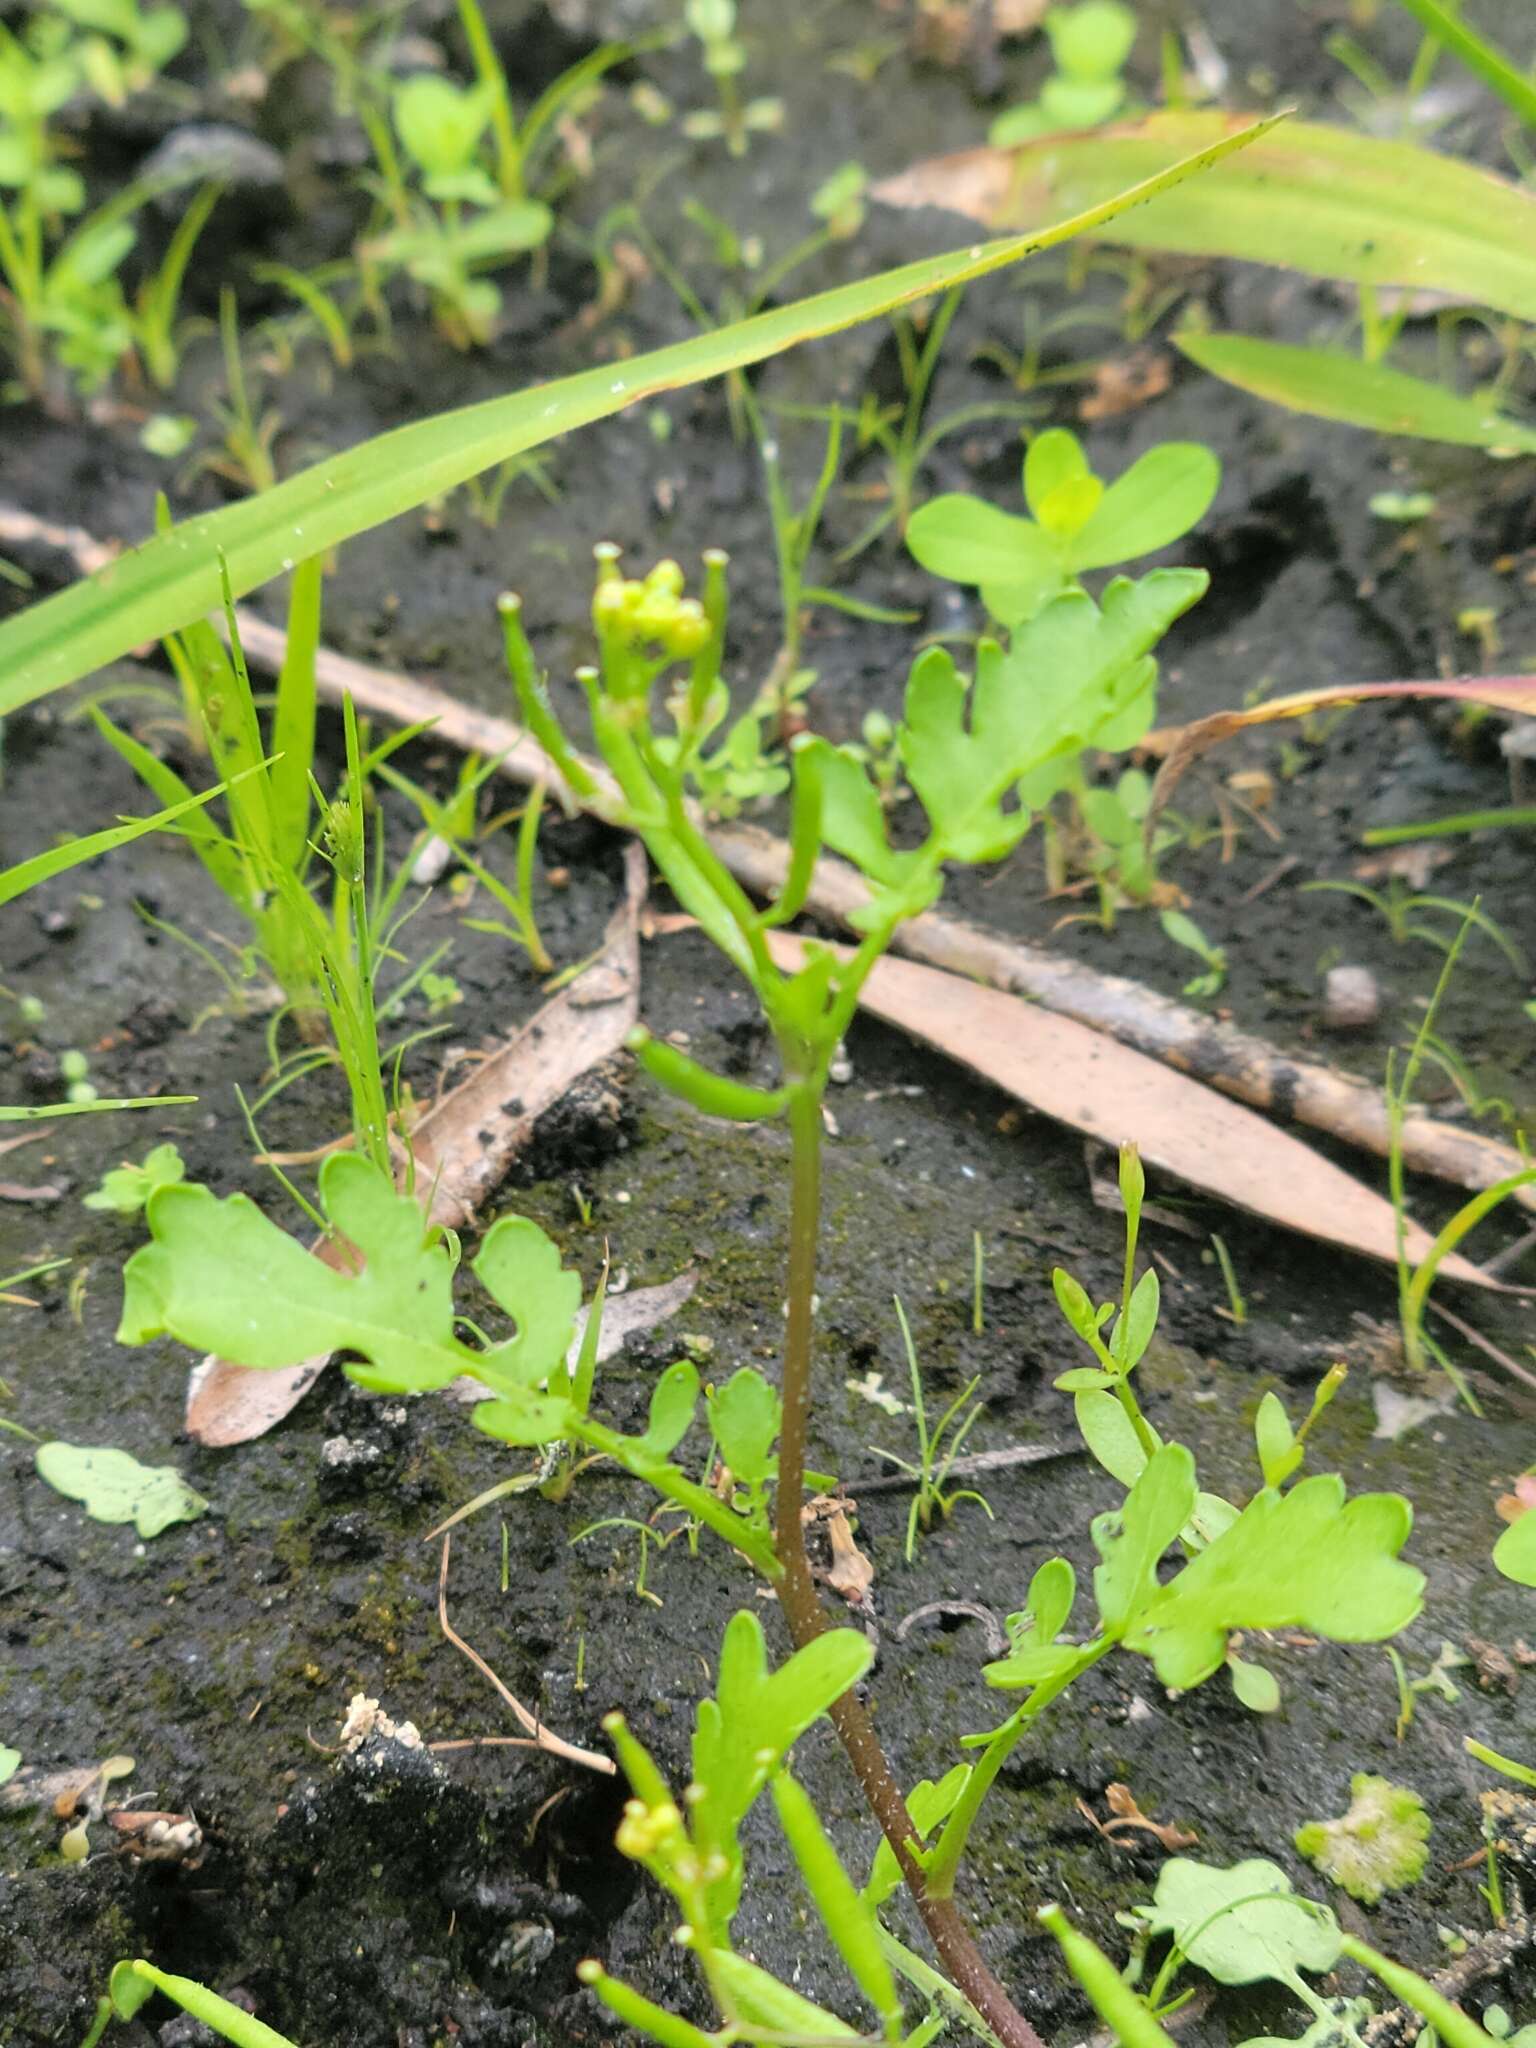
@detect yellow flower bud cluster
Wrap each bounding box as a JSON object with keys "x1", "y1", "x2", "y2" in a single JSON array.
[
  {"x1": 615, "y1": 1795, "x2": 684, "y2": 1861},
  {"x1": 593, "y1": 556, "x2": 709, "y2": 660}
]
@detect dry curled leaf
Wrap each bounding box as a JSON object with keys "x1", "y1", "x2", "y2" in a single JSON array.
[
  {"x1": 1147, "y1": 674, "x2": 1536, "y2": 822},
  {"x1": 804, "y1": 1496, "x2": 876, "y2": 1606},
  {"x1": 1080, "y1": 348, "x2": 1172, "y2": 420},
  {"x1": 1079, "y1": 1782, "x2": 1199, "y2": 1852}
]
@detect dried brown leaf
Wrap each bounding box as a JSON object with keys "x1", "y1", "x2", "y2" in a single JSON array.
[
  {"x1": 1147, "y1": 675, "x2": 1536, "y2": 820},
  {"x1": 1080, "y1": 349, "x2": 1172, "y2": 421}
]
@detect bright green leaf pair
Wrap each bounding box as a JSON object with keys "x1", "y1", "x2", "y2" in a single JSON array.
[{"x1": 906, "y1": 428, "x2": 1218, "y2": 625}]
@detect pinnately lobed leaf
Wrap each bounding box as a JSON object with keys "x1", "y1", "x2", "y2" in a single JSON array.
[
  {"x1": 119, "y1": 1154, "x2": 581, "y2": 1444},
  {"x1": 828, "y1": 569, "x2": 1206, "y2": 881},
  {"x1": 1122, "y1": 1473, "x2": 1423, "y2": 1689}
]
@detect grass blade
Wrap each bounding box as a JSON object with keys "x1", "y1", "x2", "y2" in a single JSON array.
[
  {"x1": 0, "y1": 769, "x2": 250, "y2": 907},
  {"x1": 930, "y1": 111, "x2": 1536, "y2": 321},
  {"x1": 270, "y1": 558, "x2": 322, "y2": 875},
  {"x1": 1393, "y1": 0, "x2": 1536, "y2": 129},
  {"x1": 0, "y1": 112, "x2": 1284, "y2": 715},
  {"x1": 1175, "y1": 332, "x2": 1536, "y2": 451}
]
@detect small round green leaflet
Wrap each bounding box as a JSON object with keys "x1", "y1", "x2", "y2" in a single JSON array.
[
  {"x1": 1493, "y1": 1510, "x2": 1536, "y2": 1588},
  {"x1": 1141, "y1": 1858, "x2": 1342, "y2": 2003},
  {"x1": 0, "y1": 1744, "x2": 19, "y2": 1785},
  {"x1": 34, "y1": 1443, "x2": 209, "y2": 1538}
]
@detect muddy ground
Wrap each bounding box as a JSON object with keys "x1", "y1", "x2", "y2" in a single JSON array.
[{"x1": 3, "y1": 2, "x2": 1536, "y2": 2044}]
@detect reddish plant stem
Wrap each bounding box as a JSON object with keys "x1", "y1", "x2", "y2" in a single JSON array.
[{"x1": 773, "y1": 1088, "x2": 1046, "y2": 2048}]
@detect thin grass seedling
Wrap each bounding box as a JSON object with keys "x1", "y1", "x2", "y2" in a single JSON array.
[
  {"x1": 1304, "y1": 877, "x2": 1527, "y2": 976},
  {"x1": 874, "y1": 1297, "x2": 992, "y2": 1562},
  {"x1": 186, "y1": 290, "x2": 281, "y2": 494},
  {"x1": 1385, "y1": 912, "x2": 1533, "y2": 1395},
  {"x1": 130, "y1": 182, "x2": 220, "y2": 390},
  {"x1": 571, "y1": 1513, "x2": 687, "y2": 1606},
  {"x1": 1363, "y1": 807, "x2": 1536, "y2": 844},
  {"x1": 0, "y1": 1257, "x2": 70, "y2": 1307},
  {"x1": 378, "y1": 753, "x2": 553, "y2": 972},
  {"x1": 1208, "y1": 1233, "x2": 1246, "y2": 1324}
]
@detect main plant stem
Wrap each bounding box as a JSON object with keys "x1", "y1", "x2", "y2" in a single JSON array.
[{"x1": 773, "y1": 1086, "x2": 1046, "y2": 2048}]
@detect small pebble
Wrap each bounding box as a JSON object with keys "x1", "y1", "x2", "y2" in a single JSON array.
[{"x1": 1322, "y1": 964, "x2": 1380, "y2": 1031}]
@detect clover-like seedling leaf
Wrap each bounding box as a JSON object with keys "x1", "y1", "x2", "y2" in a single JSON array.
[
  {"x1": 1295, "y1": 1775, "x2": 1431, "y2": 1904},
  {"x1": 1143, "y1": 1856, "x2": 1341, "y2": 2001},
  {"x1": 905, "y1": 495, "x2": 1063, "y2": 624},
  {"x1": 83, "y1": 1141, "x2": 185, "y2": 1216},
  {"x1": 0, "y1": 1744, "x2": 21, "y2": 1786},
  {"x1": 1121, "y1": 1472, "x2": 1423, "y2": 1690},
  {"x1": 393, "y1": 75, "x2": 494, "y2": 182},
  {"x1": 35, "y1": 1442, "x2": 208, "y2": 1538}
]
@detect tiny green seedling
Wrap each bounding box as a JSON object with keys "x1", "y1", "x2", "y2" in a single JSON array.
[
  {"x1": 682, "y1": 0, "x2": 782, "y2": 155},
  {"x1": 1160, "y1": 907, "x2": 1227, "y2": 998},
  {"x1": 381, "y1": 751, "x2": 554, "y2": 973},
  {"x1": 354, "y1": 0, "x2": 633, "y2": 348},
  {"x1": 990, "y1": 3, "x2": 1139, "y2": 146},
  {"x1": 1208, "y1": 1234, "x2": 1246, "y2": 1324},
  {"x1": 873, "y1": 1296, "x2": 992, "y2": 1562},
  {"x1": 0, "y1": 3, "x2": 198, "y2": 400},
  {"x1": 908, "y1": 427, "x2": 1220, "y2": 630},
  {"x1": 83, "y1": 1142, "x2": 186, "y2": 1217}
]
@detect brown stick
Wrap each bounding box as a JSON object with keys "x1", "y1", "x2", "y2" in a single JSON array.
[{"x1": 6, "y1": 499, "x2": 1529, "y2": 1214}]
